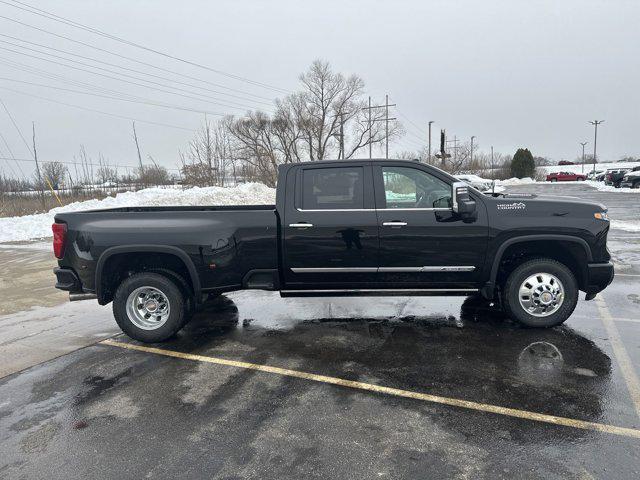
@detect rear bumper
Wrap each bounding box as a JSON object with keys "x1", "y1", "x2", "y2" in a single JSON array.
[
  {"x1": 54, "y1": 267, "x2": 82, "y2": 292},
  {"x1": 584, "y1": 262, "x2": 614, "y2": 295}
]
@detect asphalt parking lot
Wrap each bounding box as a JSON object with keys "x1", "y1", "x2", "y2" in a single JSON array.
[{"x1": 1, "y1": 183, "x2": 639, "y2": 479}]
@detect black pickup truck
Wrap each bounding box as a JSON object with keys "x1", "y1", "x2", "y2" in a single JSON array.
[{"x1": 53, "y1": 160, "x2": 614, "y2": 342}]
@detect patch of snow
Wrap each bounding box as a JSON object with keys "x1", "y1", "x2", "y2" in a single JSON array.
[
  {"x1": 0, "y1": 183, "x2": 276, "y2": 243},
  {"x1": 496, "y1": 177, "x2": 536, "y2": 185},
  {"x1": 583, "y1": 181, "x2": 640, "y2": 193}
]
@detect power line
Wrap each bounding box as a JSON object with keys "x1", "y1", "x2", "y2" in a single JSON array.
[
  {"x1": 396, "y1": 108, "x2": 425, "y2": 133},
  {"x1": 0, "y1": 155, "x2": 181, "y2": 171},
  {"x1": 0, "y1": 32, "x2": 275, "y2": 104},
  {"x1": 0, "y1": 86, "x2": 196, "y2": 131},
  {"x1": 0, "y1": 15, "x2": 279, "y2": 102},
  {"x1": 0, "y1": 44, "x2": 269, "y2": 112},
  {"x1": 0, "y1": 78, "x2": 227, "y2": 116},
  {"x1": 0, "y1": 129, "x2": 25, "y2": 177},
  {"x1": 0, "y1": 95, "x2": 33, "y2": 157},
  {"x1": 0, "y1": 2, "x2": 289, "y2": 94},
  {"x1": 0, "y1": 133, "x2": 19, "y2": 178}
]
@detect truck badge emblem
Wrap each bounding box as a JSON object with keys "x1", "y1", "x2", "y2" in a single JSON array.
[{"x1": 497, "y1": 202, "x2": 526, "y2": 211}]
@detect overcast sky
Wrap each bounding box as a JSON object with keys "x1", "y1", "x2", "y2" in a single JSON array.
[{"x1": 0, "y1": 0, "x2": 638, "y2": 178}]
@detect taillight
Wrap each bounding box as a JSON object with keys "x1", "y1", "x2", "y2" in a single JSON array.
[{"x1": 52, "y1": 222, "x2": 67, "y2": 259}]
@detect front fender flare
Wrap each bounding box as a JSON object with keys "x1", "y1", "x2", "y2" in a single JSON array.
[{"x1": 481, "y1": 234, "x2": 592, "y2": 299}]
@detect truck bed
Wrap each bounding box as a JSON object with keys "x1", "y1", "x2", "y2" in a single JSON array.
[
  {"x1": 55, "y1": 207, "x2": 279, "y2": 296},
  {"x1": 71, "y1": 204, "x2": 276, "y2": 214}
]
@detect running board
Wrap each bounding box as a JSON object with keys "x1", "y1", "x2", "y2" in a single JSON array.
[{"x1": 280, "y1": 288, "x2": 478, "y2": 298}]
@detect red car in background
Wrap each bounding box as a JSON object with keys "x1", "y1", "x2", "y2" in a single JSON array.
[{"x1": 546, "y1": 171, "x2": 586, "y2": 182}]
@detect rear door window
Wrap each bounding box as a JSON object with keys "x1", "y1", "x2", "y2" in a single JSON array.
[{"x1": 302, "y1": 167, "x2": 364, "y2": 210}]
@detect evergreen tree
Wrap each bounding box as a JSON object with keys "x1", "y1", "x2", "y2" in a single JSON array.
[{"x1": 510, "y1": 148, "x2": 536, "y2": 178}]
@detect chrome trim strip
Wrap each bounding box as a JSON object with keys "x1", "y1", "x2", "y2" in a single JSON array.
[
  {"x1": 378, "y1": 266, "x2": 476, "y2": 273},
  {"x1": 379, "y1": 207, "x2": 452, "y2": 212},
  {"x1": 296, "y1": 208, "x2": 376, "y2": 212},
  {"x1": 291, "y1": 267, "x2": 378, "y2": 273},
  {"x1": 289, "y1": 223, "x2": 314, "y2": 228},
  {"x1": 291, "y1": 266, "x2": 476, "y2": 273},
  {"x1": 282, "y1": 288, "x2": 479, "y2": 293},
  {"x1": 382, "y1": 221, "x2": 407, "y2": 226},
  {"x1": 294, "y1": 207, "x2": 452, "y2": 212}
]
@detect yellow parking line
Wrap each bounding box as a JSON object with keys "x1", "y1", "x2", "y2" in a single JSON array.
[
  {"x1": 596, "y1": 296, "x2": 640, "y2": 419},
  {"x1": 100, "y1": 338, "x2": 640, "y2": 440}
]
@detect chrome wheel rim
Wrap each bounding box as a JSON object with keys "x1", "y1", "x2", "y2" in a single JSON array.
[
  {"x1": 518, "y1": 273, "x2": 564, "y2": 317},
  {"x1": 126, "y1": 286, "x2": 171, "y2": 330}
]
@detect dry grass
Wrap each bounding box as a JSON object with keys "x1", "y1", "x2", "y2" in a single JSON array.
[{"x1": 0, "y1": 191, "x2": 110, "y2": 218}]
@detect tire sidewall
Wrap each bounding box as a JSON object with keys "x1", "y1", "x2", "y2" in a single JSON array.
[
  {"x1": 504, "y1": 260, "x2": 578, "y2": 328},
  {"x1": 113, "y1": 273, "x2": 185, "y2": 342}
]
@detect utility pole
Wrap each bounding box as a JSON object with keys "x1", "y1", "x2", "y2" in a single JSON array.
[
  {"x1": 428, "y1": 121, "x2": 434, "y2": 163},
  {"x1": 368, "y1": 97, "x2": 372, "y2": 159},
  {"x1": 435, "y1": 129, "x2": 451, "y2": 167},
  {"x1": 362, "y1": 95, "x2": 396, "y2": 159},
  {"x1": 339, "y1": 112, "x2": 345, "y2": 160},
  {"x1": 580, "y1": 141, "x2": 588, "y2": 174},
  {"x1": 447, "y1": 136, "x2": 460, "y2": 162},
  {"x1": 385, "y1": 95, "x2": 390, "y2": 159},
  {"x1": 589, "y1": 120, "x2": 604, "y2": 175},
  {"x1": 32, "y1": 122, "x2": 45, "y2": 211},
  {"x1": 132, "y1": 121, "x2": 144, "y2": 187},
  {"x1": 470, "y1": 136, "x2": 476, "y2": 164},
  {"x1": 491, "y1": 145, "x2": 495, "y2": 194}
]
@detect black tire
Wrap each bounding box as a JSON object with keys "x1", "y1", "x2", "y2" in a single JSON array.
[
  {"x1": 633, "y1": 181, "x2": 640, "y2": 190},
  {"x1": 147, "y1": 268, "x2": 195, "y2": 325},
  {"x1": 502, "y1": 258, "x2": 578, "y2": 328},
  {"x1": 577, "y1": 177, "x2": 585, "y2": 181},
  {"x1": 113, "y1": 272, "x2": 186, "y2": 342}
]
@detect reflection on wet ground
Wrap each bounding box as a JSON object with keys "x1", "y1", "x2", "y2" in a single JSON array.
[
  {"x1": 169, "y1": 293, "x2": 614, "y2": 425},
  {"x1": 1, "y1": 289, "x2": 639, "y2": 479}
]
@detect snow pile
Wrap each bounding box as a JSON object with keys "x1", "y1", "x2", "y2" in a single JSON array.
[
  {"x1": 0, "y1": 183, "x2": 276, "y2": 243},
  {"x1": 496, "y1": 177, "x2": 536, "y2": 186},
  {"x1": 582, "y1": 181, "x2": 640, "y2": 193}
]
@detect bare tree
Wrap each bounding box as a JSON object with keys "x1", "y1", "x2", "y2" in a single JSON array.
[
  {"x1": 41, "y1": 161, "x2": 68, "y2": 189},
  {"x1": 181, "y1": 116, "x2": 238, "y2": 186},
  {"x1": 138, "y1": 164, "x2": 169, "y2": 186}
]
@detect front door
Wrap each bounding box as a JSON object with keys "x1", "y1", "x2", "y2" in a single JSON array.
[
  {"x1": 283, "y1": 164, "x2": 379, "y2": 288},
  {"x1": 374, "y1": 164, "x2": 488, "y2": 287}
]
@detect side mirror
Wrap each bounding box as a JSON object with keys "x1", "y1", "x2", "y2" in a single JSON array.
[{"x1": 452, "y1": 181, "x2": 477, "y2": 219}]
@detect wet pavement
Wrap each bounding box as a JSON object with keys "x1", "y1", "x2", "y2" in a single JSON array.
[{"x1": 0, "y1": 183, "x2": 639, "y2": 479}]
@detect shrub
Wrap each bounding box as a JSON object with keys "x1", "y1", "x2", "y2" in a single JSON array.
[{"x1": 510, "y1": 148, "x2": 535, "y2": 178}]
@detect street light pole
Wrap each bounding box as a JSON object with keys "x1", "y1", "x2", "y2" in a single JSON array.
[
  {"x1": 470, "y1": 136, "x2": 475, "y2": 165},
  {"x1": 491, "y1": 145, "x2": 495, "y2": 194},
  {"x1": 580, "y1": 141, "x2": 588, "y2": 174},
  {"x1": 428, "y1": 121, "x2": 434, "y2": 163},
  {"x1": 588, "y1": 120, "x2": 604, "y2": 174}
]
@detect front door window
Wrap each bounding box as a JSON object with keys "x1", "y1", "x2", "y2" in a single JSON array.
[{"x1": 382, "y1": 166, "x2": 452, "y2": 209}]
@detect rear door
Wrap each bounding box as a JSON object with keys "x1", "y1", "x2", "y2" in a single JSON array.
[
  {"x1": 282, "y1": 164, "x2": 379, "y2": 288},
  {"x1": 374, "y1": 163, "x2": 488, "y2": 287}
]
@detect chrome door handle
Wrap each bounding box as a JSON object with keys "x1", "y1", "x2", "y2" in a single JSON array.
[
  {"x1": 382, "y1": 221, "x2": 407, "y2": 227},
  {"x1": 289, "y1": 223, "x2": 314, "y2": 228}
]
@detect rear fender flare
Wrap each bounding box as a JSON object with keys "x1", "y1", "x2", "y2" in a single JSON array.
[{"x1": 95, "y1": 245, "x2": 201, "y2": 304}]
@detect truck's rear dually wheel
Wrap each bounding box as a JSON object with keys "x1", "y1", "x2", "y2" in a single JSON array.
[
  {"x1": 503, "y1": 258, "x2": 578, "y2": 328},
  {"x1": 113, "y1": 272, "x2": 185, "y2": 342}
]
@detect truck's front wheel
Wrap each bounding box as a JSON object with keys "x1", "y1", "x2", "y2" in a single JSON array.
[
  {"x1": 113, "y1": 272, "x2": 185, "y2": 342},
  {"x1": 503, "y1": 258, "x2": 578, "y2": 328}
]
